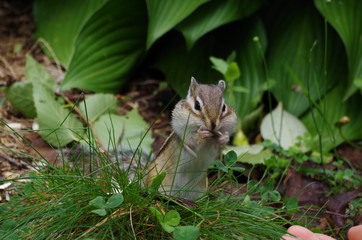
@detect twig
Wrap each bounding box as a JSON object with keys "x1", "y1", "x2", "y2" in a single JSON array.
[
  {"x1": 0, "y1": 55, "x2": 17, "y2": 79},
  {"x1": 130, "y1": 206, "x2": 137, "y2": 240},
  {"x1": 76, "y1": 208, "x2": 137, "y2": 239},
  {"x1": 206, "y1": 210, "x2": 220, "y2": 225},
  {"x1": 324, "y1": 210, "x2": 348, "y2": 218},
  {"x1": 0, "y1": 153, "x2": 30, "y2": 169},
  {"x1": 27, "y1": 38, "x2": 62, "y2": 74}
]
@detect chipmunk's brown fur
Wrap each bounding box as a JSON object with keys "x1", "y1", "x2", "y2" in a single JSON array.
[{"x1": 146, "y1": 77, "x2": 237, "y2": 200}]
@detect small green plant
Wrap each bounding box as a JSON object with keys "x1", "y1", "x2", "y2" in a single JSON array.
[
  {"x1": 149, "y1": 207, "x2": 200, "y2": 240},
  {"x1": 88, "y1": 193, "x2": 124, "y2": 216},
  {"x1": 263, "y1": 140, "x2": 362, "y2": 194},
  {"x1": 214, "y1": 150, "x2": 245, "y2": 175},
  {"x1": 210, "y1": 53, "x2": 243, "y2": 110},
  {"x1": 149, "y1": 207, "x2": 181, "y2": 233}
]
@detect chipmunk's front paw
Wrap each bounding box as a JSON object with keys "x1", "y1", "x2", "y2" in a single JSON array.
[
  {"x1": 217, "y1": 132, "x2": 230, "y2": 145},
  {"x1": 198, "y1": 127, "x2": 213, "y2": 139}
]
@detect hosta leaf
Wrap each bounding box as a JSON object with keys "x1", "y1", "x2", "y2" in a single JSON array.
[
  {"x1": 146, "y1": 0, "x2": 208, "y2": 48},
  {"x1": 79, "y1": 94, "x2": 118, "y2": 122},
  {"x1": 25, "y1": 55, "x2": 55, "y2": 90},
  {"x1": 150, "y1": 28, "x2": 231, "y2": 97},
  {"x1": 302, "y1": 82, "x2": 362, "y2": 152},
  {"x1": 33, "y1": 0, "x2": 107, "y2": 67},
  {"x1": 266, "y1": 2, "x2": 346, "y2": 116},
  {"x1": 28, "y1": 57, "x2": 83, "y2": 146},
  {"x1": 33, "y1": 83, "x2": 84, "y2": 146},
  {"x1": 93, "y1": 109, "x2": 153, "y2": 153},
  {"x1": 260, "y1": 102, "x2": 308, "y2": 150},
  {"x1": 93, "y1": 114, "x2": 123, "y2": 150},
  {"x1": 224, "y1": 145, "x2": 273, "y2": 165},
  {"x1": 314, "y1": 0, "x2": 362, "y2": 99},
  {"x1": 62, "y1": 0, "x2": 147, "y2": 92},
  {"x1": 5, "y1": 82, "x2": 36, "y2": 118},
  {"x1": 177, "y1": 0, "x2": 263, "y2": 49},
  {"x1": 119, "y1": 109, "x2": 153, "y2": 153},
  {"x1": 5, "y1": 55, "x2": 55, "y2": 119},
  {"x1": 229, "y1": 18, "x2": 267, "y2": 119},
  {"x1": 152, "y1": 19, "x2": 266, "y2": 102}
]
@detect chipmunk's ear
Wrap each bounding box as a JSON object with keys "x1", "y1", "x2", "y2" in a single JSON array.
[
  {"x1": 218, "y1": 80, "x2": 225, "y2": 92},
  {"x1": 188, "y1": 77, "x2": 198, "y2": 97}
]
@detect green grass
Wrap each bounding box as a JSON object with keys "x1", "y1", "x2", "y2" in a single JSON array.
[
  {"x1": 0, "y1": 131, "x2": 298, "y2": 240},
  {"x1": 2, "y1": 116, "x2": 358, "y2": 239}
]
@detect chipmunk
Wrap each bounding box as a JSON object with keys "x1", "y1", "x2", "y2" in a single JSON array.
[{"x1": 145, "y1": 77, "x2": 237, "y2": 200}]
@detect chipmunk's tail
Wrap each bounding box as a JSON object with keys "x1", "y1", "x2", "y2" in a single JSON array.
[
  {"x1": 112, "y1": 149, "x2": 154, "y2": 183},
  {"x1": 56, "y1": 144, "x2": 154, "y2": 183}
]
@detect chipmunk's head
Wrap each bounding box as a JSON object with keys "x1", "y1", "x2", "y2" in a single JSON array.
[
  {"x1": 171, "y1": 77, "x2": 237, "y2": 140},
  {"x1": 185, "y1": 77, "x2": 229, "y2": 131}
]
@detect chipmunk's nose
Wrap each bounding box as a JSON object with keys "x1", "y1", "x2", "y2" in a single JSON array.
[
  {"x1": 210, "y1": 121, "x2": 216, "y2": 130},
  {"x1": 209, "y1": 118, "x2": 220, "y2": 131}
]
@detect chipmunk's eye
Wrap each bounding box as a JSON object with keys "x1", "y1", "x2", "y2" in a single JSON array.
[
  {"x1": 194, "y1": 100, "x2": 201, "y2": 111},
  {"x1": 222, "y1": 104, "x2": 226, "y2": 112}
]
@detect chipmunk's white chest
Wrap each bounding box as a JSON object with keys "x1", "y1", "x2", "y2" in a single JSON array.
[
  {"x1": 193, "y1": 141, "x2": 219, "y2": 170},
  {"x1": 169, "y1": 139, "x2": 219, "y2": 199}
]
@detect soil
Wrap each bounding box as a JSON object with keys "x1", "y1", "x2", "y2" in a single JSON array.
[{"x1": 0, "y1": 1, "x2": 361, "y2": 238}]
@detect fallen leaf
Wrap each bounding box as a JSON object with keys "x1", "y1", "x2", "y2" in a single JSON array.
[{"x1": 260, "y1": 102, "x2": 308, "y2": 150}]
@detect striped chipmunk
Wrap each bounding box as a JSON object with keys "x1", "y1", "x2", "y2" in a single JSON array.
[{"x1": 145, "y1": 77, "x2": 237, "y2": 200}]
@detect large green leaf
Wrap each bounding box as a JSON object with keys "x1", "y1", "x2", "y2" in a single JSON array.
[
  {"x1": 260, "y1": 102, "x2": 308, "y2": 150},
  {"x1": 149, "y1": 33, "x2": 221, "y2": 97},
  {"x1": 33, "y1": 0, "x2": 107, "y2": 67},
  {"x1": 118, "y1": 109, "x2": 153, "y2": 153},
  {"x1": 93, "y1": 109, "x2": 153, "y2": 153},
  {"x1": 25, "y1": 55, "x2": 56, "y2": 91},
  {"x1": 78, "y1": 94, "x2": 118, "y2": 122},
  {"x1": 33, "y1": 85, "x2": 83, "y2": 146},
  {"x1": 177, "y1": 0, "x2": 264, "y2": 49},
  {"x1": 5, "y1": 82, "x2": 36, "y2": 118},
  {"x1": 314, "y1": 0, "x2": 362, "y2": 99},
  {"x1": 266, "y1": 2, "x2": 346, "y2": 116},
  {"x1": 233, "y1": 18, "x2": 267, "y2": 119},
  {"x1": 209, "y1": 18, "x2": 267, "y2": 122},
  {"x1": 27, "y1": 57, "x2": 83, "y2": 146},
  {"x1": 5, "y1": 55, "x2": 56, "y2": 118},
  {"x1": 61, "y1": 0, "x2": 147, "y2": 92},
  {"x1": 93, "y1": 114, "x2": 124, "y2": 151},
  {"x1": 146, "y1": 0, "x2": 208, "y2": 48},
  {"x1": 152, "y1": 18, "x2": 267, "y2": 123},
  {"x1": 302, "y1": 82, "x2": 362, "y2": 152}
]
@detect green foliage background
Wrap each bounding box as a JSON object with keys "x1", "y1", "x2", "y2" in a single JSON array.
[{"x1": 5, "y1": 0, "x2": 362, "y2": 150}]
